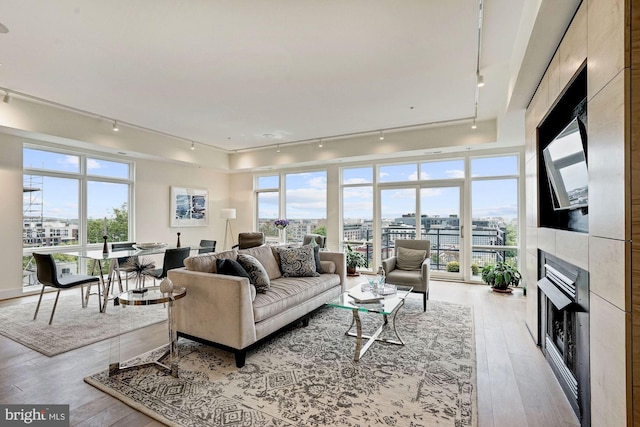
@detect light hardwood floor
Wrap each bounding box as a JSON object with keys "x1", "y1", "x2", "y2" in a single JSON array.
[{"x1": 0, "y1": 279, "x2": 580, "y2": 426}]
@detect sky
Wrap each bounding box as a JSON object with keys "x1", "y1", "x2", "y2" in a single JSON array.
[{"x1": 24, "y1": 148, "x2": 520, "y2": 223}]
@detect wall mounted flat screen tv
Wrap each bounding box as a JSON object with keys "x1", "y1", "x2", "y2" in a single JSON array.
[{"x1": 542, "y1": 117, "x2": 588, "y2": 211}]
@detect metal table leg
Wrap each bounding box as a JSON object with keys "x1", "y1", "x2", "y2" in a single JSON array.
[{"x1": 345, "y1": 299, "x2": 407, "y2": 361}]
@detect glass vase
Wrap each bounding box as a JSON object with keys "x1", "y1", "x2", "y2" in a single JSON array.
[{"x1": 279, "y1": 228, "x2": 287, "y2": 245}]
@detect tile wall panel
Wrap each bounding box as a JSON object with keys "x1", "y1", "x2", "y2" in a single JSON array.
[
  {"x1": 537, "y1": 227, "x2": 557, "y2": 255},
  {"x1": 589, "y1": 236, "x2": 629, "y2": 311},
  {"x1": 525, "y1": 250, "x2": 539, "y2": 344},
  {"x1": 525, "y1": 157, "x2": 538, "y2": 227},
  {"x1": 555, "y1": 230, "x2": 589, "y2": 271},
  {"x1": 587, "y1": 0, "x2": 626, "y2": 100},
  {"x1": 590, "y1": 293, "x2": 630, "y2": 427},
  {"x1": 587, "y1": 70, "x2": 630, "y2": 240},
  {"x1": 559, "y1": 2, "x2": 587, "y2": 91},
  {"x1": 548, "y1": 51, "x2": 561, "y2": 106}
]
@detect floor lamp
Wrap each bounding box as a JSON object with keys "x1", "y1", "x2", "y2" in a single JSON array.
[{"x1": 220, "y1": 208, "x2": 236, "y2": 250}]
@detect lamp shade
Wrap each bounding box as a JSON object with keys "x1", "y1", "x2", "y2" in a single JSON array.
[{"x1": 220, "y1": 208, "x2": 237, "y2": 219}]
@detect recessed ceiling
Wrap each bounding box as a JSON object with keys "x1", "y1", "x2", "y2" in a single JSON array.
[{"x1": 0, "y1": 0, "x2": 527, "y2": 151}]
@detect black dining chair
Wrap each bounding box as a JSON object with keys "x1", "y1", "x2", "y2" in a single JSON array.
[
  {"x1": 32, "y1": 253, "x2": 102, "y2": 324},
  {"x1": 198, "y1": 239, "x2": 217, "y2": 254},
  {"x1": 111, "y1": 242, "x2": 138, "y2": 291},
  {"x1": 146, "y1": 247, "x2": 191, "y2": 280}
]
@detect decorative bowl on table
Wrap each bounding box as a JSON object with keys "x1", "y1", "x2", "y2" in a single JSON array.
[{"x1": 133, "y1": 242, "x2": 168, "y2": 251}]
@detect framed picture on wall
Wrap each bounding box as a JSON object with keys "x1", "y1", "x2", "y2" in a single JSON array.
[{"x1": 170, "y1": 186, "x2": 209, "y2": 227}]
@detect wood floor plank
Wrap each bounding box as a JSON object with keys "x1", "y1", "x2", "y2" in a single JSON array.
[{"x1": 0, "y1": 279, "x2": 580, "y2": 426}]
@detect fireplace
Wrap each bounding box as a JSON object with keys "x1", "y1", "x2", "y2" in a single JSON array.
[{"x1": 538, "y1": 251, "x2": 590, "y2": 426}]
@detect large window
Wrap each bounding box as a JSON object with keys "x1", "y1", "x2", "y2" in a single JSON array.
[
  {"x1": 470, "y1": 155, "x2": 519, "y2": 278},
  {"x1": 342, "y1": 167, "x2": 374, "y2": 267},
  {"x1": 22, "y1": 146, "x2": 133, "y2": 288},
  {"x1": 256, "y1": 175, "x2": 279, "y2": 241},
  {"x1": 255, "y1": 171, "x2": 327, "y2": 244},
  {"x1": 254, "y1": 152, "x2": 521, "y2": 282}
]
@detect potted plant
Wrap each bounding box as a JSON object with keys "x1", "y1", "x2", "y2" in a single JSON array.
[
  {"x1": 481, "y1": 261, "x2": 522, "y2": 293},
  {"x1": 346, "y1": 244, "x2": 367, "y2": 276}
]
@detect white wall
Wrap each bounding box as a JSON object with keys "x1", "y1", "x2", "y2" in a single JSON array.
[{"x1": 0, "y1": 135, "x2": 28, "y2": 299}]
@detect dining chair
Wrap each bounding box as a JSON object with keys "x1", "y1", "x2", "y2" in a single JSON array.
[
  {"x1": 146, "y1": 247, "x2": 191, "y2": 281},
  {"x1": 32, "y1": 253, "x2": 102, "y2": 324},
  {"x1": 111, "y1": 242, "x2": 138, "y2": 291},
  {"x1": 198, "y1": 239, "x2": 217, "y2": 254}
]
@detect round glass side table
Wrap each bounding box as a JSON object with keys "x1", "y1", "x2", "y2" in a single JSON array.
[{"x1": 109, "y1": 286, "x2": 186, "y2": 378}]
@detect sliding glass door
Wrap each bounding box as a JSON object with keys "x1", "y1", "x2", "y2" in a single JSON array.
[{"x1": 379, "y1": 184, "x2": 463, "y2": 279}]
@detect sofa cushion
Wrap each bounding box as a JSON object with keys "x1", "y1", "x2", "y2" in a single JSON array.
[
  {"x1": 239, "y1": 245, "x2": 282, "y2": 280},
  {"x1": 237, "y1": 254, "x2": 270, "y2": 293},
  {"x1": 319, "y1": 260, "x2": 336, "y2": 274},
  {"x1": 396, "y1": 246, "x2": 427, "y2": 271},
  {"x1": 252, "y1": 274, "x2": 341, "y2": 322},
  {"x1": 185, "y1": 249, "x2": 237, "y2": 273},
  {"x1": 277, "y1": 245, "x2": 320, "y2": 278}
]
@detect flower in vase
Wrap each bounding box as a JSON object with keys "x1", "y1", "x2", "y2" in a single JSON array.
[{"x1": 274, "y1": 219, "x2": 289, "y2": 230}]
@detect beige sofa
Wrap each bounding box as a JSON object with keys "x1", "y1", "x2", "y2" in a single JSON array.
[{"x1": 168, "y1": 245, "x2": 346, "y2": 367}]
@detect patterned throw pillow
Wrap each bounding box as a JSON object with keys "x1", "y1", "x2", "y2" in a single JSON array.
[
  {"x1": 277, "y1": 245, "x2": 320, "y2": 278},
  {"x1": 237, "y1": 254, "x2": 271, "y2": 293},
  {"x1": 305, "y1": 244, "x2": 324, "y2": 274}
]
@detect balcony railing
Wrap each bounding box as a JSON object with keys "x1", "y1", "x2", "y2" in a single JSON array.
[{"x1": 347, "y1": 226, "x2": 517, "y2": 274}]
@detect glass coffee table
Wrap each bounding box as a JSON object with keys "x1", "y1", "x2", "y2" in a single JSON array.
[{"x1": 326, "y1": 285, "x2": 413, "y2": 361}]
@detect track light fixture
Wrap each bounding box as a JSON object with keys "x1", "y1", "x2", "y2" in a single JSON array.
[
  {"x1": 477, "y1": 74, "x2": 484, "y2": 88},
  {"x1": 379, "y1": 130, "x2": 384, "y2": 140},
  {"x1": 190, "y1": 141, "x2": 195, "y2": 150},
  {"x1": 276, "y1": 144, "x2": 281, "y2": 153},
  {"x1": 112, "y1": 121, "x2": 119, "y2": 132},
  {"x1": 2, "y1": 90, "x2": 10, "y2": 104},
  {"x1": 318, "y1": 139, "x2": 323, "y2": 148},
  {"x1": 471, "y1": 120, "x2": 477, "y2": 129}
]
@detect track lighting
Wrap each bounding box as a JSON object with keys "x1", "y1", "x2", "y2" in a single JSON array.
[
  {"x1": 190, "y1": 141, "x2": 195, "y2": 150},
  {"x1": 471, "y1": 120, "x2": 477, "y2": 129},
  {"x1": 2, "y1": 91, "x2": 10, "y2": 104},
  {"x1": 276, "y1": 144, "x2": 281, "y2": 153},
  {"x1": 318, "y1": 139, "x2": 323, "y2": 148},
  {"x1": 379, "y1": 130, "x2": 384, "y2": 140},
  {"x1": 112, "y1": 121, "x2": 119, "y2": 132},
  {"x1": 477, "y1": 74, "x2": 484, "y2": 87}
]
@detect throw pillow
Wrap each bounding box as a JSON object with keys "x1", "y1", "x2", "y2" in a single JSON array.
[
  {"x1": 237, "y1": 254, "x2": 271, "y2": 293},
  {"x1": 319, "y1": 260, "x2": 336, "y2": 274},
  {"x1": 304, "y1": 244, "x2": 324, "y2": 274},
  {"x1": 215, "y1": 259, "x2": 257, "y2": 301},
  {"x1": 238, "y1": 245, "x2": 282, "y2": 280},
  {"x1": 396, "y1": 246, "x2": 427, "y2": 271},
  {"x1": 277, "y1": 245, "x2": 320, "y2": 278},
  {"x1": 184, "y1": 253, "x2": 217, "y2": 273},
  {"x1": 215, "y1": 258, "x2": 250, "y2": 279}
]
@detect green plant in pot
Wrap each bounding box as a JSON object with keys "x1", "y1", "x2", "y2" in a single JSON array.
[
  {"x1": 346, "y1": 244, "x2": 367, "y2": 275},
  {"x1": 481, "y1": 261, "x2": 522, "y2": 293}
]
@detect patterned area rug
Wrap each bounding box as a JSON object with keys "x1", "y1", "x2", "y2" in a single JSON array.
[
  {"x1": 0, "y1": 294, "x2": 167, "y2": 356},
  {"x1": 85, "y1": 297, "x2": 476, "y2": 426}
]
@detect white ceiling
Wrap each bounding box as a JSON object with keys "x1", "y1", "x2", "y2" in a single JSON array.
[{"x1": 1, "y1": 1, "x2": 532, "y2": 152}]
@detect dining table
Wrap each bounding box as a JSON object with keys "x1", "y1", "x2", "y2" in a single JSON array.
[{"x1": 60, "y1": 245, "x2": 200, "y2": 313}]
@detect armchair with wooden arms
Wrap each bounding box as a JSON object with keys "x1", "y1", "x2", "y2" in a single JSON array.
[
  {"x1": 381, "y1": 239, "x2": 431, "y2": 311},
  {"x1": 232, "y1": 232, "x2": 265, "y2": 250}
]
